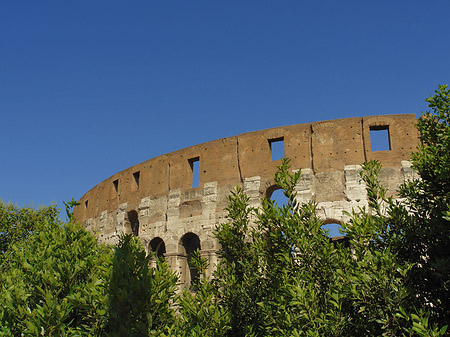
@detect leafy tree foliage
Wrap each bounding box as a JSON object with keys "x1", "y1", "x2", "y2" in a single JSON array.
[
  {"x1": 172, "y1": 255, "x2": 231, "y2": 337},
  {"x1": 201, "y1": 159, "x2": 446, "y2": 336},
  {"x1": 0, "y1": 202, "x2": 111, "y2": 336},
  {"x1": 0, "y1": 203, "x2": 178, "y2": 336},
  {"x1": 105, "y1": 234, "x2": 177, "y2": 337},
  {"x1": 180, "y1": 85, "x2": 449, "y2": 336},
  {"x1": 0, "y1": 201, "x2": 59, "y2": 257},
  {"x1": 388, "y1": 84, "x2": 450, "y2": 325}
]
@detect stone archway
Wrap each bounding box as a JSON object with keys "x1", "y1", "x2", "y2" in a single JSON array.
[
  {"x1": 180, "y1": 232, "x2": 201, "y2": 288},
  {"x1": 149, "y1": 237, "x2": 166, "y2": 258},
  {"x1": 126, "y1": 210, "x2": 139, "y2": 236}
]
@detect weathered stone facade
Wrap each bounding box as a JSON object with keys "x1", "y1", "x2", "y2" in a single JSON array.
[{"x1": 74, "y1": 114, "x2": 419, "y2": 287}]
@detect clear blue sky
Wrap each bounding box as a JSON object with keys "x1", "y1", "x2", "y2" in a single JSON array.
[{"x1": 1, "y1": 1, "x2": 449, "y2": 219}]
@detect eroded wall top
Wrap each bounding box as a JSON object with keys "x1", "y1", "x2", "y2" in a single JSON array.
[{"x1": 74, "y1": 114, "x2": 418, "y2": 223}]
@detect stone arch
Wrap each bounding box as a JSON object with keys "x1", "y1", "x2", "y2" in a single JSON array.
[
  {"x1": 323, "y1": 218, "x2": 341, "y2": 224},
  {"x1": 125, "y1": 210, "x2": 139, "y2": 236},
  {"x1": 179, "y1": 232, "x2": 201, "y2": 287},
  {"x1": 265, "y1": 183, "x2": 281, "y2": 200},
  {"x1": 149, "y1": 237, "x2": 166, "y2": 258},
  {"x1": 265, "y1": 184, "x2": 289, "y2": 209},
  {"x1": 322, "y1": 219, "x2": 347, "y2": 245}
]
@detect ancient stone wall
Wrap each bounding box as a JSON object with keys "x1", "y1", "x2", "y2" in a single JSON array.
[{"x1": 74, "y1": 114, "x2": 419, "y2": 287}]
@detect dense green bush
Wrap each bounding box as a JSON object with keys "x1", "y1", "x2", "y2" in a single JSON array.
[
  {"x1": 391, "y1": 84, "x2": 450, "y2": 325},
  {"x1": 0, "y1": 203, "x2": 177, "y2": 336},
  {"x1": 105, "y1": 234, "x2": 177, "y2": 337},
  {"x1": 190, "y1": 159, "x2": 445, "y2": 336},
  {"x1": 0, "y1": 205, "x2": 111, "y2": 336},
  {"x1": 0, "y1": 201, "x2": 59, "y2": 258}
]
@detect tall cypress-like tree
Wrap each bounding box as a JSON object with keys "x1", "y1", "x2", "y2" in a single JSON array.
[{"x1": 105, "y1": 234, "x2": 177, "y2": 337}]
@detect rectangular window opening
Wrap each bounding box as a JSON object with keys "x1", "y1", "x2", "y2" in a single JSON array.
[
  {"x1": 113, "y1": 179, "x2": 119, "y2": 193},
  {"x1": 370, "y1": 126, "x2": 391, "y2": 151},
  {"x1": 85, "y1": 200, "x2": 88, "y2": 209},
  {"x1": 133, "y1": 171, "x2": 140, "y2": 190},
  {"x1": 269, "y1": 137, "x2": 285, "y2": 161},
  {"x1": 189, "y1": 157, "x2": 200, "y2": 188}
]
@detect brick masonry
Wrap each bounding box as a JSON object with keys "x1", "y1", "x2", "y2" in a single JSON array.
[{"x1": 74, "y1": 114, "x2": 419, "y2": 287}]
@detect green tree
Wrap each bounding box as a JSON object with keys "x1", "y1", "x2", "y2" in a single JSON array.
[
  {"x1": 0, "y1": 202, "x2": 111, "y2": 336},
  {"x1": 0, "y1": 201, "x2": 59, "y2": 257},
  {"x1": 388, "y1": 84, "x2": 450, "y2": 325},
  {"x1": 105, "y1": 234, "x2": 177, "y2": 337},
  {"x1": 203, "y1": 157, "x2": 446, "y2": 336},
  {"x1": 0, "y1": 200, "x2": 180, "y2": 336},
  {"x1": 169, "y1": 250, "x2": 231, "y2": 337},
  {"x1": 200, "y1": 85, "x2": 450, "y2": 336}
]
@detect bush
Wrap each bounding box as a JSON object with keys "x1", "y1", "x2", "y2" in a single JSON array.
[
  {"x1": 105, "y1": 234, "x2": 177, "y2": 337},
  {"x1": 0, "y1": 206, "x2": 111, "y2": 336}
]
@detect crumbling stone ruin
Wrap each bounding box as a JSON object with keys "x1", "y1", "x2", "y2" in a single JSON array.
[{"x1": 74, "y1": 114, "x2": 419, "y2": 288}]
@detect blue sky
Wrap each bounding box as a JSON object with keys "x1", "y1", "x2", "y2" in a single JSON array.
[{"x1": 1, "y1": 1, "x2": 449, "y2": 221}]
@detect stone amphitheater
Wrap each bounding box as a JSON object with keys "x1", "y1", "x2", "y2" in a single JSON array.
[{"x1": 74, "y1": 114, "x2": 418, "y2": 288}]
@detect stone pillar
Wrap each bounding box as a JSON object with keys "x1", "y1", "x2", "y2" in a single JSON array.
[
  {"x1": 167, "y1": 189, "x2": 181, "y2": 222},
  {"x1": 117, "y1": 202, "x2": 127, "y2": 236},
  {"x1": 200, "y1": 249, "x2": 219, "y2": 279},
  {"x1": 202, "y1": 182, "x2": 218, "y2": 223},
  {"x1": 344, "y1": 165, "x2": 365, "y2": 202},
  {"x1": 402, "y1": 160, "x2": 419, "y2": 182},
  {"x1": 294, "y1": 168, "x2": 314, "y2": 204},
  {"x1": 98, "y1": 210, "x2": 108, "y2": 242},
  {"x1": 243, "y1": 176, "x2": 261, "y2": 209},
  {"x1": 165, "y1": 253, "x2": 188, "y2": 289},
  {"x1": 138, "y1": 197, "x2": 151, "y2": 231}
]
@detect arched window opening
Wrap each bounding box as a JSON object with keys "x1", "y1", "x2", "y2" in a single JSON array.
[
  {"x1": 127, "y1": 210, "x2": 139, "y2": 237},
  {"x1": 267, "y1": 185, "x2": 289, "y2": 209},
  {"x1": 181, "y1": 232, "x2": 201, "y2": 287},
  {"x1": 322, "y1": 220, "x2": 347, "y2": 243},
  {"x1": 149, "y1": 237, "x2": 166, "y2": 258}
]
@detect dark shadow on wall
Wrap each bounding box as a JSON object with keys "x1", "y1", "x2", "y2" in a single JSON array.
[
  {"x1": 149, "y1": 237, "x2": 166, "y2": 258},
  {"x1": 127, "y1": 210, "x2": 139, "y2": 237},
  {"x1": 181, "y1": 232, "x2": 201, "y2": 288}
]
